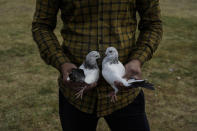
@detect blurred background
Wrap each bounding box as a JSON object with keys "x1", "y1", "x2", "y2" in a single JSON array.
[{"x1": 0, "y1": 0, "x2": 196, "y2": 130}]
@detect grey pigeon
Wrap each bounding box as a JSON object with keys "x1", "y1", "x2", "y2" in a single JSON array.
[
  {"x1": 68, "y1": 51, "x2": 100, "y2": 99},
  {"x1": 102, "y1": 47, "x2": 154, "y2": 102}
]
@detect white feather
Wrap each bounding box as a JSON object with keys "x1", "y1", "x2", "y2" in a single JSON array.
[
  {"x1": 79, "y1": 64, "x2": 99, "y2": 84},
  {"x1": 102, "y1": 61, "x2": 130, "y2": 88}
]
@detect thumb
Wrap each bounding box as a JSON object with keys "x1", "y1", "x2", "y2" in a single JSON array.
[
  {"x1": 132, "y1": 74, "x2": 142, "y2": 80},
  {"x1": 123, "y1": 73, "x2": 130, "y2": 80},
  {"x1": 63, "y1": 72, "x2": 69, "y2": 82}
]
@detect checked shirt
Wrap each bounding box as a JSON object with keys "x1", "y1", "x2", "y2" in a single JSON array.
[{"x1": 32, "y1": 0, "x2": 162, "y2": 116}]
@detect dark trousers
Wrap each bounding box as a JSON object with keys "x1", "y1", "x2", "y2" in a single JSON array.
[{"x1": 59, "y1": 89, "x2": 150, "y2": 131}]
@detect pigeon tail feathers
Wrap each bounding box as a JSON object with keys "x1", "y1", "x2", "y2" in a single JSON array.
[
  {"x1": 129, "y1": 80, "x2": 155, "y2": 90},
  {"x1": 127, "y1": 79, "x2": 144, "y2": 84}
]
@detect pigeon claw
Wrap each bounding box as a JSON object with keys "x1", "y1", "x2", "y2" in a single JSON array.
[
  {"x1": 108, "y1": 91, "x2": 118, "y2": 103},
  {"x1": 75, "y1": 87, "x2": 86, "y2": 100}
]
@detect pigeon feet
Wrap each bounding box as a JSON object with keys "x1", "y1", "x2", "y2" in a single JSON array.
[
  {"x1": 75, "y1": 87, "x2": 86, "y2": 100},
  {"x1": 108, "y1": 91, "x2": 118, "y2": 103}
]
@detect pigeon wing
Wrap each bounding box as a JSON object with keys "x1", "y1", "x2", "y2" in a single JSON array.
[
  {"x1": 102, "y1": 62, "x2": 126, "y2": 86},
  {"x1": 69, "y1": 68, "x2": 85, "y2": 83}
]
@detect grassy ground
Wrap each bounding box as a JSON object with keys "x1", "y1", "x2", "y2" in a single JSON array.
[{"x1": 0, "y1": 0, "x2": 196, "y2": 130}]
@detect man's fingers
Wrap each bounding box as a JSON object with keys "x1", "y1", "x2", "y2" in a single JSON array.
[
  {"x1": 123, "y1": 71, "x2": 142, "y2": 80},
  {"x1": 61, "y1": 63, "x2": 77, "y2": 78},
  {"x1": 132, "y1": 74, "x2": 142, "y2": 80},
  {"x1": 71, "y1": 64, "x2": 77, "y2": 69},
  {"x1": 114, "y1": 81, "x2": 130, "y2": 93},
  {"x1": 62, "y1": 69, "x2": 70, "y2": 80},
  {"x1": 68, "y1": 65, "x2": 77, "y2": 73},
  {"x1": 123, "y1": 73, "x2": 131, "y2": 80},
  {"x1": 68, "y1": 64, "x2": 77, "y2": 72}
]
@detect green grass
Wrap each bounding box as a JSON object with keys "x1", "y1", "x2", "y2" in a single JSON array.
[{"x1": 0, "y1": 0, "x2": 197, "y2": 130}]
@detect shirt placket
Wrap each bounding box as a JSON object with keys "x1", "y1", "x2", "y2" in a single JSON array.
[
  {"x1": 98, "y1": 0, "x2": 104, "y2": 59},
  {"x1": 96, "y1": 0, "x2": 105, "y2": 115}
]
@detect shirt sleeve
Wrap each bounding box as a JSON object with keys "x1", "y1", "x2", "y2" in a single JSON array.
[
  {"x1": 129, "y1": 0, "x2": 163, "y2": 65},
  {"x1": 32, "y1": 0, "x2": 70, "y2": 72}
]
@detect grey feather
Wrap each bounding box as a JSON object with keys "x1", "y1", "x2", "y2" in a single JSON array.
[{"x1": 69, "y1": 68, "x2": 85, "y2": 83}]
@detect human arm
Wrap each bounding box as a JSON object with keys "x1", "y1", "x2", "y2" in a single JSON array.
[
  {"x1": 124, "y1": 0, "x2": 163, "y2": 79},
  {"x1": 32, "y1": 0, "x2": 70, "y2": 72}
]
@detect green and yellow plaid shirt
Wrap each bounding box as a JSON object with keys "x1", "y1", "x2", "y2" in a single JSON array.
[{"x1": 32, "y1": 0, "x2": 162, "y2": 117}]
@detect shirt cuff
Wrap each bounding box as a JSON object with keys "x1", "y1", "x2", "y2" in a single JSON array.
[
  {"x1": 51, "y1": 52, "x2": 70, "y2": 72},
  {"x1": 129, "y1": 46, "x2": 152, "y2": 65}
]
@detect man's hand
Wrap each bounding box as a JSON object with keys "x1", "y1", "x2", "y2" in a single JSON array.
[
  {"x1": 61, "y1": 63, "x2": 97, "y2": 92},
  {"x1": 114, "y1": 59, "x2": 142, "y2": 92},
  {"x1": 61, "y1": 62, "x2": 80, "y2": 89},
  {"x1": 123, "y1": 59, "x2": 142, "y2": 80},
  {"x1": 61, "y1": 62, "x2": 77, "y2": 82}
]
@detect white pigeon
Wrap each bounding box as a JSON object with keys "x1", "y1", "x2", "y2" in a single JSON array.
[
  {"x1": 102, "y1": 47, "x2": 144, "y2": 102},
  {"x1": 68, "y1": 51, "x2": 100, "y2": 99}
]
